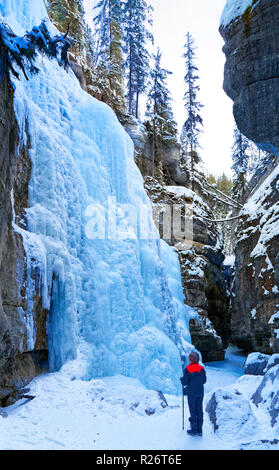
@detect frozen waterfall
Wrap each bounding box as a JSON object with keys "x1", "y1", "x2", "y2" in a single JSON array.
[{"x1": 0, "y1": 0, "x2": 195, "y2": 394}]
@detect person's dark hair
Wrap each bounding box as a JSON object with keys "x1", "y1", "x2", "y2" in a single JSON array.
[{"x1": 189, "y1": 352, "x2": 199, "y2": 363}]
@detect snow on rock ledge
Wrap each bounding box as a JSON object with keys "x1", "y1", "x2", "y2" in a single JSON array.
[
  {"x1": 252, "y1": 364, "x2": 279, "y2": 428},
  {"x1": 206, "y1": 388, "x2": 258, "y2": 438},
  {"x1": 244, "y1": 352, "x2": 271, "y2": 376},
  {"x1": 264, "y1": 354, "x2": 279, "y2": 373},
  {"x1": 220, "y1": 0, "x2": 258, "y2": 27}
]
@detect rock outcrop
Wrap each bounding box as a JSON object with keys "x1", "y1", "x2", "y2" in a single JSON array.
[
  {"x1": 220, "y1": 0, "x2": 279, "y2": 354},
  {"x1": 206, "y1": 388, "x2": 258, "y2": 437},
  {"x1": 252, "y1": 364, "x2": 279, "y2": 428},
  {"x1": 244, "y1": 351, "x2": 279, "y2": 375},
  {"x1": 244, "y1": 352, "x2": 271, "y2": 375},
  {"x1": 144, "y1": 176, "x2": 230, "y2": 361},
  {"x1": 124, "y1": 117, "x2": 187, "y2": 187},
  {"x1": 206, "y1": 354, "x2": 279, "y2": 444},
  {"x1": 0, "y1": 60, "x2": 47, "y2": 406},
  {"x1": 220, "y1": 0, "x2": 279, "y2": 155},
  {"x1": 230, "y1": 170, "x2": 279, "y2": 353},
  {"x1": 124, "y1": 117, "x2": 231, "y2": 362}
]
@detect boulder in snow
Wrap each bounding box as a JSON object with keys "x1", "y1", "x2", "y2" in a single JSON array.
[
  {"x1": 206, "y1": 389, "x2": 258, "y2": 438},
  {"x1": 0, "y1": 408, "x2": 8, "y2": 418},
  {"x1": 263, "y1": 354, "x2": 279, "y2": 373},
  {"x1": 89, "y1": 379, "x2": 169, "y2": 417},
  {"x1": 252, "y1": 364, "x2": 279, "y2": 428},
  {"x1": 244, "y1": 352, "x2": 270, "y2": 376}
]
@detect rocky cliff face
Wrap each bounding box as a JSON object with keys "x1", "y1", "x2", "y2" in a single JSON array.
[
  {"x1": 124, "y1": 117, "x2": 187, "y2": 187},
  {"x1": 221, "y1": 0, "x2": 279, "y2": 354},
  {"x1": 144, "y1": 175, "x2": 230, "y2": 362},
  {"x1": 0, "y1": 58, "x2": 47, "y2": 406},
  {"x1": 230, "y1": 167, "x2": 279, "y2": 354},
  {"x1": 220, "y1": 0, "x2": 279, "y2": 155},
  {"x1": 125, "y1": 114, "x2": 231, "y2": 362}
]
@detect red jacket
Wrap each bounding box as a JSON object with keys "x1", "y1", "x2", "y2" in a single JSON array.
[{"x1": 180, "y1": 363, "x2": 207, "y2": 396}]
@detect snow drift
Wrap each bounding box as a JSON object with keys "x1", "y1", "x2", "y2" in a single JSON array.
[{"x1": 0, "y1": 0, "x2": 194, "y2": 394}]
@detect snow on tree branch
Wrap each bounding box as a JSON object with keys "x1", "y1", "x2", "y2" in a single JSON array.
[{"x1": 0, "y1": 20, "x2": 74, "y2": 81}]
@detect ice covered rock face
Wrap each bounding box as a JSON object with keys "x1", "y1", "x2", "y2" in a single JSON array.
[
  {"x1": 220, "y1": 0, "x2": 279, "y2": 154},
  {"x1": 0, "y1": 38, "x2": 49, "y2": 403},
  {"x1": 0, "y1": 0, "x2": 194, "y2": 396},
  {"x1": 252, "y1": 364, "x2": 279, "y2": 428},
  {"x1": 206, "y1": 389, "x2": 258, "y2": 438}
]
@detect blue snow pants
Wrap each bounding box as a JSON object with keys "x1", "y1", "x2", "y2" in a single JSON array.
[{"x1": 187, "y1": 395, "x2": 204, "y2": 433}]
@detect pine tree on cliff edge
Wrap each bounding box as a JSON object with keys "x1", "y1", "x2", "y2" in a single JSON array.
[
  {"x1": 47, "y1": 0, "x2": 87, "y2": 54},
  {"x1": 123, "y1": 0, "x2": 153, "y2": 118},
  {"x1": 145, "y1": 48, "x2": 178, "y2": 177},
  {"x1": 93, "y1": 0, "x2": 126, "y2": 113},
  {"x1": 231, "y1": 126, "x2": 250, "y2": 203},
  {"x1": 231, "y1": 125, "x2": 271, "y2": 203},
  {"x1": 182, "y1": 32, "x2": 203, "y2": 184}
]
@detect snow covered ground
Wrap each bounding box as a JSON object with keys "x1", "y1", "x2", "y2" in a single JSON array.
[{"x1": 1, "y1": 346, "x2": 277, "y2": 451}]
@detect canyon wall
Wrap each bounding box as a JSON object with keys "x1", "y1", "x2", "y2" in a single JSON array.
[{"x1": 220, "y1": 0, "x2": 279, "y2": 354}]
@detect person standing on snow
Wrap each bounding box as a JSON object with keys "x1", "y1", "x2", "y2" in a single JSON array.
[{"x1": 180, "y1": 352, "x2": 207, "y2": 436}]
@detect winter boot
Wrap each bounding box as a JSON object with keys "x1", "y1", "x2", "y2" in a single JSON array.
[
  {"x1": 187, "y1": 418, "x2": 198, "y2": 436},
  {"x1": 197, "y1": 420, "x2": 203, "y2": 436},
  {"x1": 187, "y1": 429, "x2": 198, "y2": 436}
]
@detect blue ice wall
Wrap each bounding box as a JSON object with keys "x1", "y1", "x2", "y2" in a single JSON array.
[{"x1": 1, "y1": 0, "x2": 195, "y2": 394}]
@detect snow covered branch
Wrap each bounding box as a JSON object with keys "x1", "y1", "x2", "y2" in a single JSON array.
[
  {"x1": 0, "y1": 20, "x2": 74, "y2": 81},
  {"x1": 202, "y1": 214, "x2": 245, "y2": 223}
]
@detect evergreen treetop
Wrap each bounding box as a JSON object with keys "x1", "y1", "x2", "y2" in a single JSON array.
[
  {"x1": 92, "y1": 0, "x2": 126, "y2": 113},
  {"x1": 146, "y1": 48, "x2": 177, "y2": 146},
  {"x1": 207, "y1": 173, "x2": 233, "y2": 197},
  {"x1": 47, "y1": 0, "x2": 86, "y2": 54},
  {"x1": 231, "y1": 126, "x2": 250, "y2": 176},
  {"x1": 231, "y1": 126, "x2": 251, "y2": 201},
  {"x1": 123, "y1": 0, "x2": 153, "y2": 118},
  {"x1": 182, "y1": 32, "x2": 203, "y2": 155}
]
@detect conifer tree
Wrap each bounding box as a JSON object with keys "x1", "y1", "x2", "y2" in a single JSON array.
[
  {"x1": 231, "y1": 126, "x2": 250, "y2": 202},
  {"x1": 217, "y1": 173, "x2": 233, "y2": 196},
  {"x1": 93, "y1": 0, "x2": 126, "y2": 113},
  {"x1": 47, "y1": 0, "x2": 96, "y2": 95},
  {"x1": 181, "y1": 32, "x2": 203, "y2": 178},
  {"x1": 180, "y1": 126, "x2": 190, "y2": 171},
  {"x1": 0, "y1": 20, "x2": 73, "y2": 81},
  {"x1": 123, "y1": 0, "x2": 153, "y2": 118},
  {"x1": 248, "y1": 141, "x2": 264, "y2": 175},
  {"x1": 47, "y1": 0, "x2": 86, "y2": 53},
  {"x1": 207, "y1": 173, "x2": 233, "y2": 197},
  {"x1": 145, "y1": 48, "x2": 178, "y2": 176}
]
